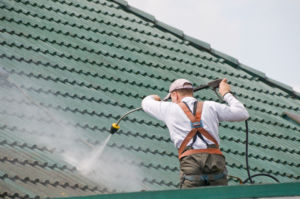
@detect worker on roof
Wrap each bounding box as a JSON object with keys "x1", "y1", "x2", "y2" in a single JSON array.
[{"x1": 142, "y1": 78, "x2": 249, "y2": 188}]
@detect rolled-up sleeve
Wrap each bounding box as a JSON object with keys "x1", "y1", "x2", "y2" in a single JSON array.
[{"x1": 214, "y1": 93, "x2": 249, "y2": 122}]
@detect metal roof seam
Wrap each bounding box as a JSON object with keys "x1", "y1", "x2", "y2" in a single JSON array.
[
  {"x1": 0, "y1": 16, "x2": 235, "y2": 64},
  {"x1": 9, "y1": 0, "x2": 184, "y2": 45},
  {"x1": 3, "y1": 56, "x2": 286, "y2": 105},
  {"x1": 1, "y1": 44, "x2": 292, "y2": 101},
  {"x1": 0, "y1": 156, "x2": 75, "y2": 172},
  {"x1": 108, "y1": 143, "x2": 177, "y2": 158},
  {"x1": 0, "y1": 173, "x2": 104, "y2": 192},
  {"x1": 220, "y1": 124, "x2": 300, "y2": 143},
  {"x1": 220, "y1": 135, "x2": 300, "y2": 155},
  {"x1": 225, "y1": 162, "x2": 294, "y2": 179},
  {"x1": 236, "y1": 93, "x2": 298, "y2": 110},
  {"x1": 8, "y1": 73, "x2": 142, "y2": 99},
  {"x1": 0, "y1": 139, "x2": 54, "y2": 154},
  {"x1": 55, "y1": 0, "x2": 144, "y2": 24},
  {"x1": 0, "y1": 85, "x2": 135, "y2": 111}
]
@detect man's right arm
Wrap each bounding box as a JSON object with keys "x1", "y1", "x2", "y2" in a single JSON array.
[{"x1": 141, "y1": 95, "x2": 170, "y2": 122}]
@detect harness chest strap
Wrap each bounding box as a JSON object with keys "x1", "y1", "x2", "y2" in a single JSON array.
[{"x1": 178, "y1": 101, "x2": 223, "y2": 159}]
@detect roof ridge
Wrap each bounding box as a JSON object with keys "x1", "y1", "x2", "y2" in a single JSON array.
[{"x1": 111, "y1": 0, "x2": 300, "y2": 99}]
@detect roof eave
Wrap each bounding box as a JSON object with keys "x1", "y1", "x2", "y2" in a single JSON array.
[{"x1": 56, "y1": 182, "x2": 300, "y2": 199}]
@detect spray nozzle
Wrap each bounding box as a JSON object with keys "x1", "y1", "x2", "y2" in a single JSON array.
[
  {"x1": 193, "y1": 78, "x2": 223, "y2": 91},
  {"x1": 109, "y1": 107, "x2": 142, "y2": 135},
  {"x1": 110, "y1": 123, "x2": 120, "y2": 134}
]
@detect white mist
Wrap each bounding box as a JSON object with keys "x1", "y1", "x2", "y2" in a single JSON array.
[
  {"x1": 77, "y1": 134, "x2": 112, "y2": 175},
  {"x1": 3, "y1": 76, "x2": 147, "y2": 193}
]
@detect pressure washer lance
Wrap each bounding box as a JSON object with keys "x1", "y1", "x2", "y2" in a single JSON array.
[
  {"x1": 110, "y1": 79, "x2": 223, "y2": 134},
  {"x1": 110, "y1": 107, "x2": 143, "y2": 134}
]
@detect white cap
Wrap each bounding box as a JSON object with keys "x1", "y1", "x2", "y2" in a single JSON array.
[{"x1": 163, "y1": 79, "x2": 193, "y2": 100}]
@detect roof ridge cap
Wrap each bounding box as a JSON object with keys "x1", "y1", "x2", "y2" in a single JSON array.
[
  {"x1": 112, "y1": 0, "x2": 155, "y2": 22},
  {"x1": 111, "y1": 0, "x2": 300, "y2": 99}
]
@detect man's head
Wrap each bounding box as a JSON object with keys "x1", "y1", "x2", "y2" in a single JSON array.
[{"x1": 164, "y1": 79, "x2": 194, "y2": 103}]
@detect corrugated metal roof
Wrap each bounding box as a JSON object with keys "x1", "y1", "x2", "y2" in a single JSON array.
[{"x1": 0, "y1": 0, "x2": 299, "y2": 198}]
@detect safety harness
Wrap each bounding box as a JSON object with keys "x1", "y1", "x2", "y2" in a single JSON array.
[
  {"x1": 178, "y1": 101, "x2": 226, "y2": 187},
  {"x1": 178, "y1": 101, "x2": 223, "y2": 160}
]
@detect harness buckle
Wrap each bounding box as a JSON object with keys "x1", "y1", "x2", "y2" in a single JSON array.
[{"x1": 191, "y1": 120, "x2": 203, "y2": 128}]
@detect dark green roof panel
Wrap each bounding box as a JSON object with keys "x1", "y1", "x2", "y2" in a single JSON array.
[{"x1": 0, "y1": 0, "x2": 299, "y2": 198}]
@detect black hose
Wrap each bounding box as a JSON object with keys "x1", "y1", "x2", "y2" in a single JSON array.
[
  {"x1": 245, "y1": 120, "x2": 254, "y2": 184},
  {"x1": 215, "y1": 89, "x2": 279, "y2": 184},
  {"x1": 244, "y1": 119, "x2": 280, "y2": 184},
  {"x1": 243, "y1": 173, "x2": 280, "y2": 184},
  {"x1": 215, "y1": 90, "x2": 253, "y2": 183},
  {"x1": 214, "y1": 88, "x2": 223, "y2": 101}
]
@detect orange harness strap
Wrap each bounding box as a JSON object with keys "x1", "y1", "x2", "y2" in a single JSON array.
[{"x1": 178, "y1": 101, "x2": 223, "y2": 160}]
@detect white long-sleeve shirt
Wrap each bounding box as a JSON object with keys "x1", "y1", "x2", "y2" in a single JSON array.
[{"x1": 141, "y1": 93, "x2": 249, "y2": 149}]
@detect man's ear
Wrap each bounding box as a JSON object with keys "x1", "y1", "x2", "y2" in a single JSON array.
[
  {"x1": 171, "y1": 92, "x2": 176, "y2": 103},
  {"x1": 173, "y1": 92, "x2": 180, "y2": 103}
]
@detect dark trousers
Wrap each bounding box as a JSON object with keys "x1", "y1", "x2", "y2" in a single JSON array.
[{"x1": 179, "y1": 152, "x2": 228, "y2": 188}]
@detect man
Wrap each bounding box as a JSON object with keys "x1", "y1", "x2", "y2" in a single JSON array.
[{"x1": 142, "y1": 78, "x2": 249, "y2": 188}]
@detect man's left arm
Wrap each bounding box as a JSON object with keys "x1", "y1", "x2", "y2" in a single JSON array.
[{"x1": 216, "y1": 78, "x2": 250, "y2": 122}]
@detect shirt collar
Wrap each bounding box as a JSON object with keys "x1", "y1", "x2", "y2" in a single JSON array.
[{"x1": 181, "y1": 96, "x2": 197, "y2": 103}]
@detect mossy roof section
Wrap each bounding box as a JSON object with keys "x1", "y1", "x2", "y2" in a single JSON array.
[{"x1": 0, "y1": 0, "x2": 299, "y2": 198}]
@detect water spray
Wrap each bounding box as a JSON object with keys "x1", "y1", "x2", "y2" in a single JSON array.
[{"x1": 0, "y1": 66, "x2": 147, "y2": 191}]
